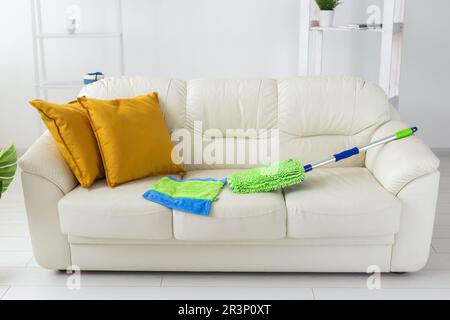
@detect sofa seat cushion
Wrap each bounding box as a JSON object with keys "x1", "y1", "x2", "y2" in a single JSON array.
[
  {"x1": 284, "y1": 167, "x2": 402, "y2": 239},
  {"x1": 173, "y1": 170, "x2": 287, "y2": 241},
  {"x1": 58, "y1": 176, "x2": 177, "y2": 240}
]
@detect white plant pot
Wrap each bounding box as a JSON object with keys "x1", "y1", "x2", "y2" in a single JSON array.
[{"x1": 319, "y1": 10, "x2": 335, "y2": 27}]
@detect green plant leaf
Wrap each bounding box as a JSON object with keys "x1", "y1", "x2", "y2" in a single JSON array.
[
  {"x1": 0, "y1": 144, "x2": 17, "y2": 197},
  {"x1": 315, "y1": 0, "x2": 341, "y2": 10}
]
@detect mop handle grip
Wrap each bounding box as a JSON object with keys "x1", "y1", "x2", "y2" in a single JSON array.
[
  {"x1": 395, "y1": 127, "x2": 417, "y2": 139},
  {"x1": 304, "y1": 127, "x2": 417, "y2": 172},
  {"x1": 334, "y1": 147, "x2": 360, "y2": 161}
]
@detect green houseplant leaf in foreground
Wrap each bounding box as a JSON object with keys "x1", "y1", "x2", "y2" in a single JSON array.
[
  {"x1": 315, "y1": 0, "x2": 341, "y2": 10},
  {"x1": 0, "y1": 145, "x2": 17, "y2": 198}
]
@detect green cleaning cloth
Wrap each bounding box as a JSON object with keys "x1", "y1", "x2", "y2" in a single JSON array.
[{"x1": 143, "y1": 176, "x2": 226, "y2": 216}]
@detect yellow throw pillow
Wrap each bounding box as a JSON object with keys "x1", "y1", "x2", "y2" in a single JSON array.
[
  {"x1": 77, "y1": 93, "x2": 185, "y2": 187},
  {"x1": 29, "y1": 99, "x2": 105, "y2": 188}
]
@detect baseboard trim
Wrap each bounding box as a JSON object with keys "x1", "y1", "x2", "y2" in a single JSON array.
[{"x1": 432, "y1": 148, "x2": 450, "y2": 157}]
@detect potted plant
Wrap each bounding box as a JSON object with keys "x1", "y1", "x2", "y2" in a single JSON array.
[
  {"x1": 315, "y1": 0, "x2": 341, "y2": 27},
  {"x1": 0, "y1": 145, "x2": 17, "y2": 198}
]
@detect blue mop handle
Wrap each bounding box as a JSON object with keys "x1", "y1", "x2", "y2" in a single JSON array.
[{"x1": 303, "y1": 127, "x2": 418, "y2": 173}]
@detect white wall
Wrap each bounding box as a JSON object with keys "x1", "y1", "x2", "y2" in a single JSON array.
[
  {"x1": 400, "y1": 0, "x2": 450, "y2": 149},
  {"x1": 124, "y1": 0, "x2": 299, "y2": 78},
  {"x1": 0, "y1": 0, "x2": 40, "y2": 149},
  {"x1": 1, "y1": 0, "x2": 449, "y2": 150}
]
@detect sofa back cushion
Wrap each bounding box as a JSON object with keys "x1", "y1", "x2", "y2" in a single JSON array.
[
  {"x1": 79, "y1": 77, "x2": 186, "y2": 133},
  {"x1": 79, "y1": 76, "x2": 391, "y2": 170},
  {"x1": 278, "y1": 76, "x2": 391, "y2": 167}
]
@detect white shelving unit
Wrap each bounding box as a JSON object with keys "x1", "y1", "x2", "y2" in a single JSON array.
[
  {"x1": 299, "y1": 0, "x2": 405, "y2": 106},
  {"x1": 30, "y1": 0, "x2": 125, "y2": 100}
]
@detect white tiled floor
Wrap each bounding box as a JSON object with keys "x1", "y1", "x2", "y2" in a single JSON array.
[
  {"x1": 0, "y1": 252, "x2": 33, "y2": 267},
  {"x1": 0, "y1": 268, "x2": 162, "y2": 287},
  {"x1": 0, "y1": 286, "x2": 9, "y2": 299},
  {"x1": 0, "y1": 156, "x2": 449, "y2": 300},
  {"x1": 425, "y1": 254, "x2": 450, "y2": 270},
  {"x1": 432, "y1": 239, "x2": 450, "y2": 253},
  {"x1": 313, "y1": 288, "x2": 450, "y2": 300},
  {"x1": 161, "y1": 272, "x2": 371, "y2": 288},
  {"x1": 2, "y1": 286, "x2": 314, "y2": 300}
]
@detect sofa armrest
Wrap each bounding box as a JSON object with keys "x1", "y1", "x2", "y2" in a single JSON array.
[
  {"x1": 366, "y1": 120, "x2": 440, "y2": 194},
  {"x1": 18, "y1": 132, "x2": 78, "y2": 194}
]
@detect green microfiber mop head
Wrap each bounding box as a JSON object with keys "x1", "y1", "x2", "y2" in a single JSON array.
[{"x1": 227, "y1": 159, "x2": 305, "y2": 194}]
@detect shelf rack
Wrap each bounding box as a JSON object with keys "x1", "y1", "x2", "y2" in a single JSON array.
[
  {"x1": 30, "y1": 0, "x2": 124, "y2": 100},
  {"x1": 299, "y1": 0, "x2": 405, "y2": 106}
]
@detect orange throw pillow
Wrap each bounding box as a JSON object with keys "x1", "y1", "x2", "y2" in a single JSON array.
[
  {"x1": 77, "y1": 93, "x2": 185, "y2": 187},
  {"x1": 29, "y1": 99, "x2": 104, "y2": 188}
]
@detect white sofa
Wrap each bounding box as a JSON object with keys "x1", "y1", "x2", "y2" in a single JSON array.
[{"x1": 19, "y1": 76, "x2": 440, "y2": 272}]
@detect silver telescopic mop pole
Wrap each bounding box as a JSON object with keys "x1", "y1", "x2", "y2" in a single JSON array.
[{"x1": 305, "y1": 127, "x2": 417, "y2": 172}]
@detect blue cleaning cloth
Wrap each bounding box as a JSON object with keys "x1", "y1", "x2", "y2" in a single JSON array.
[{"x1": 143, "y1": 176, "x2": 227, "y2": 216}]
